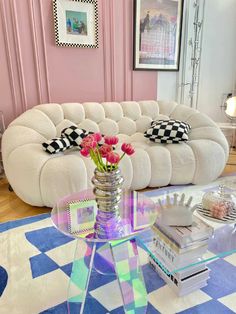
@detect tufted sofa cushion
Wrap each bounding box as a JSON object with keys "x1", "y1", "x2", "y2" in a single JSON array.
[{"x1": 2, "y1": 100, "x2": 229, "y2": 207}]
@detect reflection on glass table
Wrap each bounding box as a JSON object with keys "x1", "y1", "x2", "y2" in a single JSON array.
[
  {"x1": 51, "y1": 189, "x2": 157, "y2": 314},
  {"x1": 222, "y1": 176, "x2": 236, "y2": 192},
  {"x1": 138, "y1": 183, "x2": 236, "y2": 278},
  {"x1": 138, "y1": 223, "x2": 236, "y2": 273}
]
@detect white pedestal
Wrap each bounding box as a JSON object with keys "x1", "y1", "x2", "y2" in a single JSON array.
[{"x1": 217, "y1": 122, "x2": 236, "y2": 150}]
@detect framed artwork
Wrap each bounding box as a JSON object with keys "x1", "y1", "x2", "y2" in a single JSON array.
[
  {"x1": 133, "y1": 0, "x2": 184, "y2": 71},
  {"x1": 53, "y1": 0, "x2": 98, "y2": 48}
]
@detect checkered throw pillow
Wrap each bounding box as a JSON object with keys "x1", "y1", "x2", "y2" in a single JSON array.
[
  {"x1": 61, "y1": 126, "x2": 91, "y2": 147},
  {"x1": 144, "y1": 119, "x2": 191, "y2": 144},
  {"x1": 42, "y1": 137, "x2": 72, "y2": 154}
]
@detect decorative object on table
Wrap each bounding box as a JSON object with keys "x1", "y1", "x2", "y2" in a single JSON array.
[
  {"x1": 132, "y1": 191, "x2": 157, "y2": 230},
  {"x1": 133, "y1": 0, "x2": 184, "y2": 70},
  {"x1": 92, "y1": 168, "x2": 124, "y2": 239},
  {"x1": 53, "y1": 0, "x2": 98, "y2": 48},
  {"x1": 157, "y1": 193, "x2": 198, "y2": 226},
  {"x1": 79, "y1": 133, "x2": 135, "y2": 239},
  {"x1": 197, "y1": 185, "x2": 236, "y2": 223},
  {"x1": 144, "y1": 119, "x2": 191, "y2": 143},
  {"x1": 154, "y1": 214, "x2": 213, "y2": 249},
  {"x1": 148, "y1": 215, "x2": 213, "y2": 296},
  {"x1": 67, "y1": 199, "x2": 96, "y2": 236}
]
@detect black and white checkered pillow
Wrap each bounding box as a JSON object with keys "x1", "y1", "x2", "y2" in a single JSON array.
[
  {"x1": 151, "y1": 119, "x2": 191, "y2": 133},
  {"x1": 61, "y1": 126, "x2": 91, "y2": 147},
  {"x1": 42, "y1": 137, "x2": 72, "y2": 154},
  {"x1": 61, "y1": 126, "x2": 105, "y2": 148},
  {"x1": 144, "y1": 119, "x2": 191, "y2": 144}
]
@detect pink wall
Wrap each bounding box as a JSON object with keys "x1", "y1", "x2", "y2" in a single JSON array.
[{"x1": 0, "y1": 0, "x2": 157, "y2": 126}]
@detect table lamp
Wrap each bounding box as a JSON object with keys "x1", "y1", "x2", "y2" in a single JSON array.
[{"x1": 225, "y1": 96, "x2": 236, "y2": 124}]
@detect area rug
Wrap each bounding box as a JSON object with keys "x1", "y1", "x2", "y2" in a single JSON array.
[{"x1": 1, "y1": 176, "x2": 236, "y2": 314}]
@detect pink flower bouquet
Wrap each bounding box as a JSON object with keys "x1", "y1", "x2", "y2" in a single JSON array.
[{"x1": 80, "y1": 133, "x2": 135, "y2": 172}]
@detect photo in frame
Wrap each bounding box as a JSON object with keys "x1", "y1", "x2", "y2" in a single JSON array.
[
  {"x1": 53, "y1": 0, "x2": 98, "y2": 48},
  {"x1": 67, "y1": 199, "x2": 97, "y2": 236},
  {"x1": 133, "y1": 0, "x2": 184, "y2": 70}
]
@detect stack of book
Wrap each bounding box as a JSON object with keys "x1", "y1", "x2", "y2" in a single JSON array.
[{"x1": 148, "y1": 216, "x2": 214, "y2": 296}]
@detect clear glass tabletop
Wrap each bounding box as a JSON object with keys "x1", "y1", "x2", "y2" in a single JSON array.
[
  {"x1": 138, "y1": 223, "x2": 236, "y2": 275},
  {"x1": 51, "y1": 183, "x2": 236, "y2": 275},
  {"x1": 138, "y1": 182, "x2": 236, "y2": 275},
  {"x1": 51, "y1": 189, "x2": 158, "y2": 242}
]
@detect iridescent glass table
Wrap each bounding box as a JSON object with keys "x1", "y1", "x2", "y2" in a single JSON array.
[{"x1": 51, "y1": 189, "x2": 157, "y2": 314}]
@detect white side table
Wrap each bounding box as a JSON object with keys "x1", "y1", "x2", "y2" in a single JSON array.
[{"x1": 217, "y1": 122, "x2": 236, "y2": 150}]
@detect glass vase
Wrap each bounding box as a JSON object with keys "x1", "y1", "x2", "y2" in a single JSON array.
[{"x1": 92, "y1": 167, "x2": 124, "y2": 239}]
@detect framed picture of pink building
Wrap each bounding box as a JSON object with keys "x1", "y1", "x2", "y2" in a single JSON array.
[{"x1": 133, "y1": 0, "x2": 184, "y2": 70}]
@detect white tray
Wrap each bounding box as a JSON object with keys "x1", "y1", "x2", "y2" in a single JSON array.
[{"x1": 196, "y1": 203, "x2": 236, "y2": 224}]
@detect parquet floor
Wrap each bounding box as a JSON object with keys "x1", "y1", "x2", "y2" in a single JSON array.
[
  {"x1": 0, "y1": 179, "x2": 50, "y2": 223},
  {"x1": 1, "y1": 151, "x2": 236, "y2": 223}
]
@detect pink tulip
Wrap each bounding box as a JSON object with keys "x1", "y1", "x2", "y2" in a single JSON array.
[
  {"x1": 81, "y1": 136, "x2": 97, "y2": 149},
  {"x1": 80, "y1": 148, "x2": 90, "y2": 157},
  {"x1": 121, "y1": 143, "x2": 135, "y2": 156},
  {"x1": 106, "y1": 151, "x2": 120, "y2": 164},
  {"x1": 84, "y1": 134, "x2": 94, "y2": 142},
  {"x1": 104, "y1": 136, "x2": 119, "y2": 145},
  {"x1": 92, "y1": 132, "x2": 102, "y2": 142},
  {"x1": 99, "y1": 144, "x2": 112, "y2": 158}
]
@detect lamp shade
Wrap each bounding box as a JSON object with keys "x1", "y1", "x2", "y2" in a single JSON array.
[{"x1": 225, "y1": 96, "x2": 236, "y2": 117}]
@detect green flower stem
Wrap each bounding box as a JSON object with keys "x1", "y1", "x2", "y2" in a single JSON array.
[
  {"x1": 105, "y1": 159, "x2": 108, "y2": 172},
  {"x1": 90, "y1": 149, "x2": 102, "y2": 171},
  {"x1": 90, "y1": 148, "x2": 109, "y2": 172},
  {"x1": 119, "y1": 152, "x2": 126, "y2": 162},
  {"x1": 95, "y1": 145, "x2": 106, "y2": 171}
]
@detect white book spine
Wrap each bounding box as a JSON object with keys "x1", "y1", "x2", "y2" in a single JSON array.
[
  {"x1": 152, "y1": 233, "x2": 208, "y2": 268},
  {"x1": 149, "y1": 256, "x2": 210, "y2": 296},
  {"x1": 150, "y1": 249, "x2": 206, "y2": 280},
  {"x1": 154, "y1": 216, "x2": 213, "y2": 248}
]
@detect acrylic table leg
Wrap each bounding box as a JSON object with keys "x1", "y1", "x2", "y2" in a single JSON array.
[
  {"x1": 110, "y1": 238, "x2": 148, "y2": 314},
  {"x1": 67, "y1": 240, "x2": 96, "y2": 314}
]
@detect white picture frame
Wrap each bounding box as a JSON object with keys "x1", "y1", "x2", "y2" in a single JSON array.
[{"x1": 53, "y1": 0, "x2": 98, "y2": 48}]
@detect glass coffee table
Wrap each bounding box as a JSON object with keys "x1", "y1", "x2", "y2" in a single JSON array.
[
  {"x1": 138, "y1": 183, "x2": 236, "y2": 276},
  {"x1": 51, "y1": 189, "x2": 157, "y2": 314},
  {"x1": 52, "y1": 185, "x2": 236, "y2": 312}
]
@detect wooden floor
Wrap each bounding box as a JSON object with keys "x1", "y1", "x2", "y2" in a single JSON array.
[
  {"x1": 0, "y1": 179, "x2": 50, "y2": 223},
  {"x1": 1, "y1": 151, "x2": 236, "y2": 224}
]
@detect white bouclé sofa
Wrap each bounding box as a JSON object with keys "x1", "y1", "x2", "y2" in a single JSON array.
[{"x1": 2, "y1": 100, "x2": 229, "y2": 207}]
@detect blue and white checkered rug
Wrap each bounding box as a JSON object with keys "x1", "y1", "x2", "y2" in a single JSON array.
[{"x1": 1, "y1": 177, "x2": 236, "y2": 313}]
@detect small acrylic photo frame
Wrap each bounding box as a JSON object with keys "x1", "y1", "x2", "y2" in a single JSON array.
[
  {"x1": 131, "y1": 191, "x2": 157, "y2": 231},
  {"x1": 67, "y1": 199, "x2": 97, "y2": 235}
]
